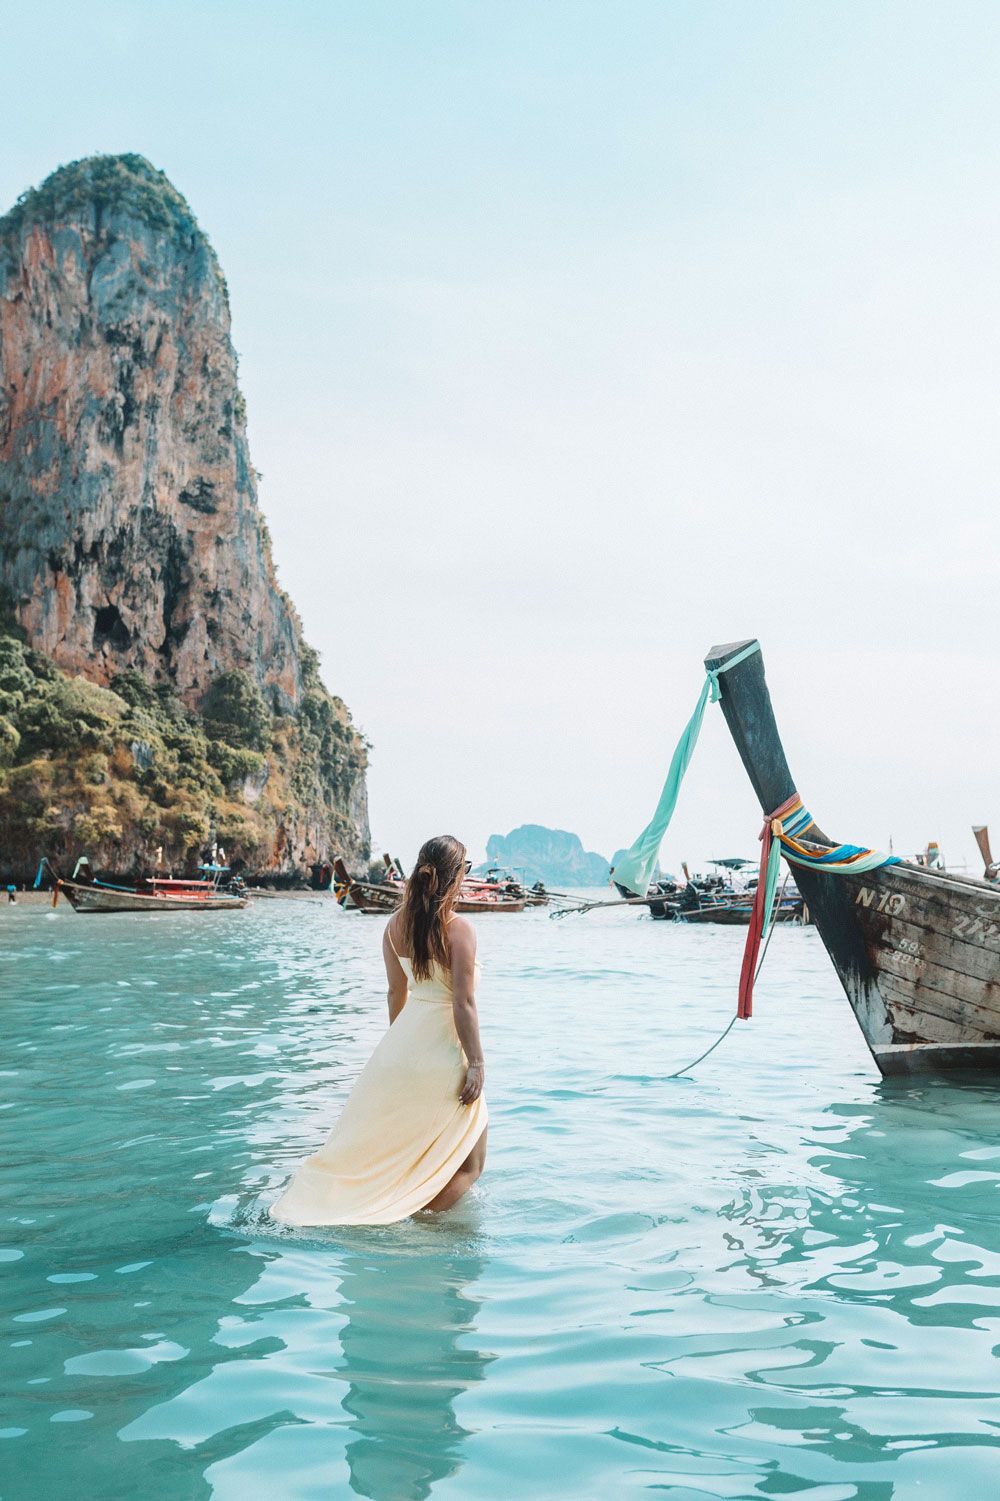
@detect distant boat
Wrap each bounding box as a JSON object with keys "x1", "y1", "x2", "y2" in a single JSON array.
[
  {"x1": 333, "y1": 857, "x2": 526, "y2": 914},
  {"x1": 463, "y1": 865, "x2": 540, "y2": 907},
  {"x1": 708, "y1": 638, "x2": 1000, "y2": 1074},
  {"x1": 672, "y1": 894, "x2": 804, "y2": 926},
  {"x1": 454, "y1": 889, "x2": 527, "y2": 913},
  {"x1": 333, "y1": 857, "x2": 401, "y2": 913},
  {"x1": 628, "y1": 858, "x2": 803, "y2": 924},
  {"x1": 645, "y1": 879, "x2": 803, "y2": 924},
  {"x1": 53, "y1": 864, "x2": 248, "y2": 913}
]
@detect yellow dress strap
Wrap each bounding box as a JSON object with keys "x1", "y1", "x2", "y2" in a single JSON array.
[{"x1": 385, "y1": 919, "x2": 401, "y2": 958}]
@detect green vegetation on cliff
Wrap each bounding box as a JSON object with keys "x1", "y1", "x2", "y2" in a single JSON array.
[
  {"x1": 0, "y1": 153, "x2": 228, "y2": 301},
  {"x1": 0, "y1": 624, "x2": 368, "y2": 882}
]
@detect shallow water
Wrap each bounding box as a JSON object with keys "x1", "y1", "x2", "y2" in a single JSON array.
[{"x1": 2, "y1": 896, "x2": 1000, "y2": 1500}]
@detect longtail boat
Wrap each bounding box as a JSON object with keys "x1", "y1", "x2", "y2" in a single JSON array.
[
  {"x1": 642, "y1": 865, "x2": 804, "y2": 925},
  {"x1": 707, "y1": 638, "x2": 1000, "y2": 1074},
  {"x1": 454, "y1": 890, "x2": 526, "y2": 913},
  {"x1": 462, "y1": 866, "x2": 536, "y2": 909},
  {"x1": 672, "y1": 895, "x2": 804, "y2": 926},
  {"x1": 333, "y1": 858, "x2": 401, "y2": 913},
  {"x1": 54, "y1": 866, "x2": 248, "y2": 913},
  {"x1": 333, "y1": 857, "x2": 527, "y2": 914}
]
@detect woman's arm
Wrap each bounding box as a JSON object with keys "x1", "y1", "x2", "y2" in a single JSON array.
[
  {"x1": 449, "y1": 916, "x2": 484, "y2": 1104},
  {"x1": 382, "y1": 920, "x2": 408, "y2": 1023}
]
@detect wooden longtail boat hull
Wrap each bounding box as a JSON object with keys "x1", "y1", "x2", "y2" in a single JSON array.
[
  {"x1": 59, "y1": 880, "x2": 248, "y2": 913},
  {"x1": 337, "y1": 883, "x2": 526, "y2": 915},
  {"x1": 706, "y1": 639, "x2": 1000, "y2": 1074},
  {"x1": 342, "y1": 883, "x2": 401, "y2": 913},
  {"x1": 332, "y1": 858, "x2": 402, "y2": 913},
  {"x1": 332, "y1": 856, "x2": 528, "y2": 915},
  {"x1": 671, "y1": 903, "x2": 804, "y2": 927},
  {"x1": 454, "y1": 896, "x2": 526, "y2": 913}
]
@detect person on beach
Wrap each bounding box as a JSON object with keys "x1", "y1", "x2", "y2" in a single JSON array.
[{"x1": 270, "y1": 835, "x2": 488, "y2": 1226}]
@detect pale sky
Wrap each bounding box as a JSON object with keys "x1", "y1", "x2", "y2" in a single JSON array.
[{"x1": 4, "y1": 1, "x2": 999, "y2": 874}]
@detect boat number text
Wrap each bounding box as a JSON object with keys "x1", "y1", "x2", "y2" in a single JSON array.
[
  {"x1": 953, "y1": 913, "x2": 1000, "y2": 941},
  {"x1": 856, "y1": 888, "x2": 906, "y2": 916}
]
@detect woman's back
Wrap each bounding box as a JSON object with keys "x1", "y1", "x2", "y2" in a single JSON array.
[{"x1": 269, "y1": 833, "x2": 487, "y2": 1226}]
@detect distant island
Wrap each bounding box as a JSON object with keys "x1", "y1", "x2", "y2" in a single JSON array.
[{"x1": 480, "y1": 825, "x2": 611, "y2": 887}]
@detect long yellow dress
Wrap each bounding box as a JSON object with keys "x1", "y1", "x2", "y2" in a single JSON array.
[{"x1": 269, "y1": 941, "x2": 487, "y2": 1227}]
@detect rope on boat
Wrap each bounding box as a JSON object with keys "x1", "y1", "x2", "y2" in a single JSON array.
[
  {"x1": 737, "y1": 794, "x2": 899, "y2": 1019},
  {"x1": 669, "y1": 873, "x2": 789, "y2": 1077},
  {"x1": 769, "y1": 796, "x2": 900, "y2": 875}
]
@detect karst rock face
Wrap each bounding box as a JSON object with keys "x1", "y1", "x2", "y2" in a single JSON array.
[
  {"x1": 0, "y1": 154, "x2": 301, "y2": 710},
  {"x1": 0, "y1": 156, "x2": 370, "y2": 878}
]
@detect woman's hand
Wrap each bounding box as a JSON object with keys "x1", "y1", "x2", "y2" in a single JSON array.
[{"x1": 460, "y1": 1060, "x2": 484, "y2": 1105}]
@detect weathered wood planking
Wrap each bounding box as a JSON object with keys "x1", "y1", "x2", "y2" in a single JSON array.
[{"x1": 705, "y1": 638, "x2": 1000, "y2": 1075}]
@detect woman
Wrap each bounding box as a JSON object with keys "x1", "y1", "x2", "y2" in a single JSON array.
[{"x1": 270, "y1": 835, "x2": 488, "y2": 1226}]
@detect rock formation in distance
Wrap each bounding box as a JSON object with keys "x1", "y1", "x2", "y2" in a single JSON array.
[
  {"x1": 0, "y1": 155, "x2": 368, "y2": 881},
  {"x1": 483, "y1": 825, "x2": 611, "y2": 887}
]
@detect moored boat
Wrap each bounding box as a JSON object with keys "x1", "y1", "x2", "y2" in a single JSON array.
[
  {"x1": 635, "y1": 859, "x2": 804, "y2": 924},
  {"x1": 333, "y1": 856, "x2": 527, "y2": 913},
  {"x1": 454, "y1": 890, "x2": 526, "y2": 913},
  {"x1": 463, "y1": 865, "x2": 535, "y2": 909},
  {"x1": 707, "y1": 638, "x2": 1000, "y2": 1074},
  {"x1": 672, "y1": 892, "x2": 804, "y2": 925},
  {"x1": 53, "y1": 864, "x2": 248, "y2": 913},
  {"x1": 333, "y1": 858, "x2": 401, "y2": 913}
]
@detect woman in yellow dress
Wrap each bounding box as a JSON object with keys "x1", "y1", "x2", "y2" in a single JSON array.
[{"x1": 270, "y1": 835, "x2": 488, "y2": 1226}]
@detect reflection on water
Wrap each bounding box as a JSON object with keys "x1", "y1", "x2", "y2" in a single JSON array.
[
  {"x1": 115, "y1": 1227, "x2": 491, "y2": 1501},
  {"x1": 337, "y1": 1241, "x2": 491, "y2": 1499},
  {"x1": 3, "y1": 902, "x2": 1000, "y2": 1498}
]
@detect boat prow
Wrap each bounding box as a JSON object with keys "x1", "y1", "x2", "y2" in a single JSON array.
[{"x1": 706, "y1": 638, "x2": 1000, "y2": 1075}]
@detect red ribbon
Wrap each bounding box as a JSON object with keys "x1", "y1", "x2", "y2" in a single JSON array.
[{"x1": 737, "y1": 793, "x2": 800, "y2": 1020}]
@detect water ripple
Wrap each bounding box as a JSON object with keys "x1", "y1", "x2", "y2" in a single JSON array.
[{"x1": 2, "y1": 900, "x2": 999, "y2": 1498}]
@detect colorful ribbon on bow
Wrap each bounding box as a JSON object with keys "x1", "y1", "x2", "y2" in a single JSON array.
[{"x1": 737, "y1": 795, "x2": 899, "y2": 1019}]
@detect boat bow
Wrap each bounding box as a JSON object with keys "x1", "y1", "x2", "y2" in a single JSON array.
[{"x1": 705, "y1": 639, "x2": 1000, "y2": 1074}]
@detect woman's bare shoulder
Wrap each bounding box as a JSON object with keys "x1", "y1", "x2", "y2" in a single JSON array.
[
  {"x1": 384, "y1": 912, "x2": 403, "y2": 951},
  {"x1": 449, "y1": 913, "x2": 477, "y2": 954}
]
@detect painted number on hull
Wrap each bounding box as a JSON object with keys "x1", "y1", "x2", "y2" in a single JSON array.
[
  {"x1": 856, "y1": 888, "x2": 906, "y2": 915},
  {"x1": 953, "y1": 914, "x2": 1000, "y2": 942}
]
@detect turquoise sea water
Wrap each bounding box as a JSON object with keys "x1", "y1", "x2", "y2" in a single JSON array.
[{"x1": 2, "y1": 896, "x2": 1000, "y2": 1500}]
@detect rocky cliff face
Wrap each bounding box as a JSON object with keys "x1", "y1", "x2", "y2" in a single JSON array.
[
  {"x1": 0, "y1": 154, "x2": 300, "y2": 709},
  {"x1": 0, "y1": 155, "x2": 369, "y2": 880}
]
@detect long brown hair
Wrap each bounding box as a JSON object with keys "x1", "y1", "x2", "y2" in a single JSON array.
[{"x1": 397, "y1": 835, "x2": 467, "y2": 980}]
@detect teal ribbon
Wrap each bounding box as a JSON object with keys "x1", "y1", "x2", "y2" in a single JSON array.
[
  {"x1": 612, "y1": 641, "x2": 761, "y2": 897},
  {"x1": 757, "y1": 832, "x2": 784, "y2": 950}
]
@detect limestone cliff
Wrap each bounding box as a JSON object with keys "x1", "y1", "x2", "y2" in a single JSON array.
[
  {"x1": 0, "y1": 155, "x2": 368, "y2": 881},
  {"x1": 483, "y1": 825, "x2": 611, "y2": 887}
]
